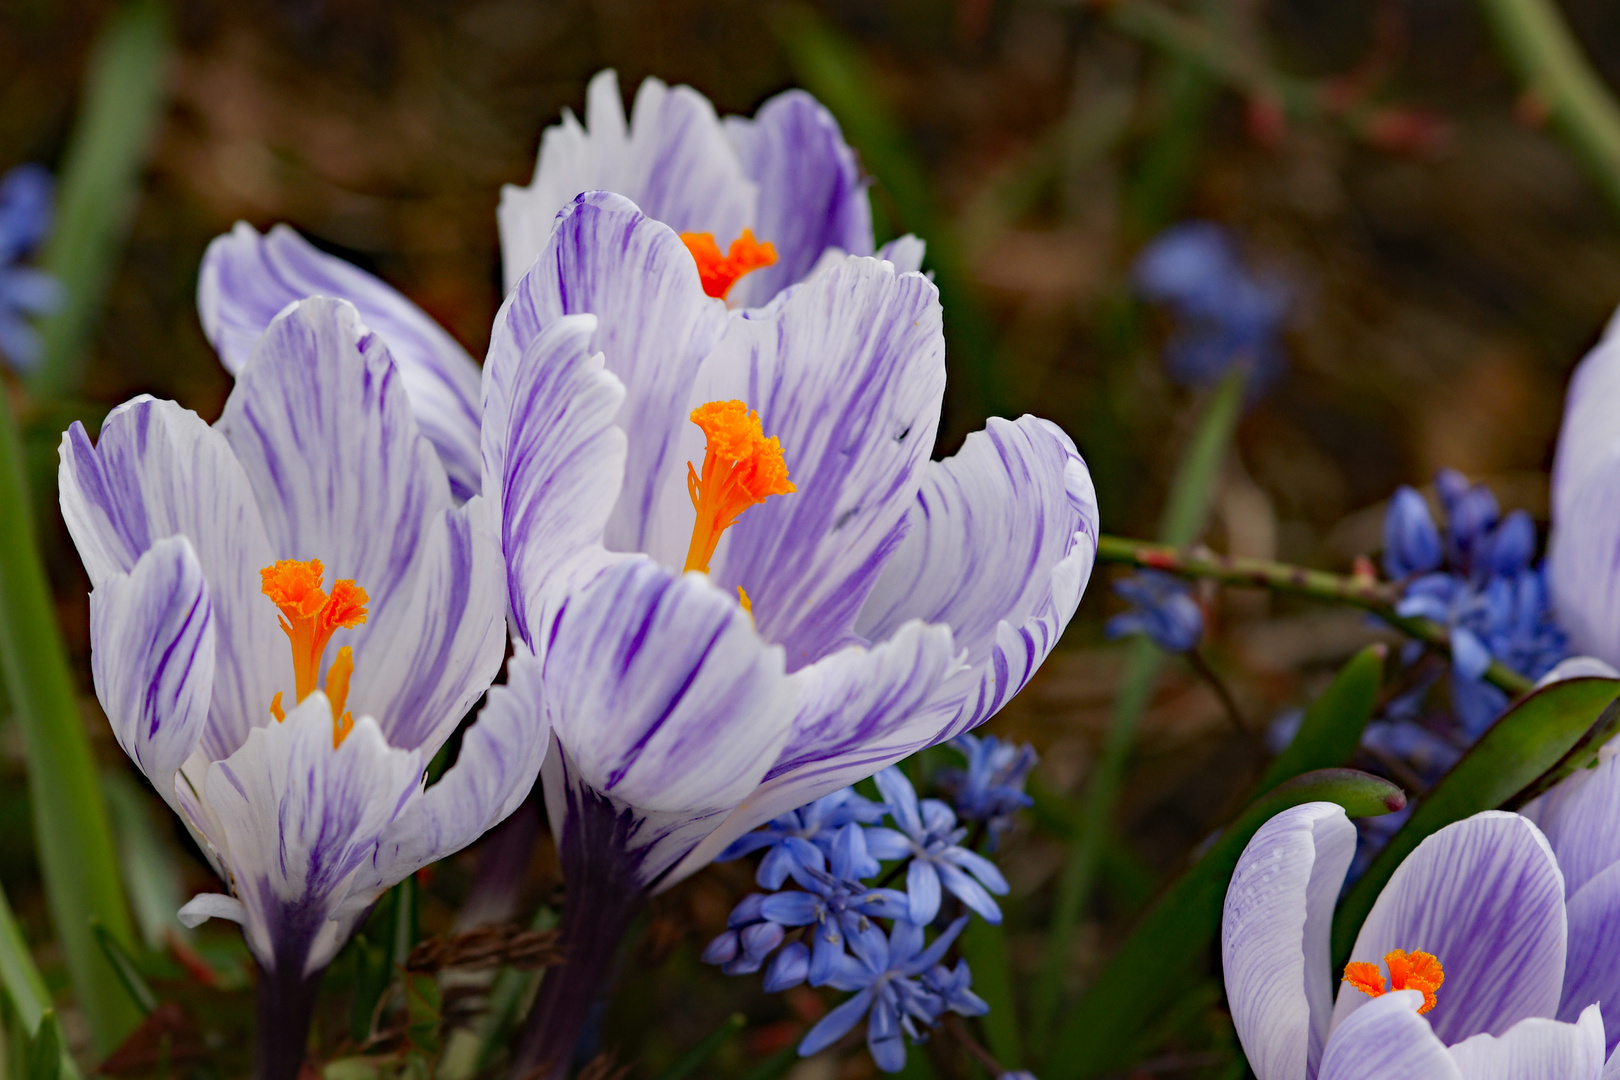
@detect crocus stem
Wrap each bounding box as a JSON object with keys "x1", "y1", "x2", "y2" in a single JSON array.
[
  {"x1": 1094, "y1": 534, "x2": 1534, "y2": 696},
  {"x1": 253, "y1": 962, "x2": 323, "y2": 1080}
]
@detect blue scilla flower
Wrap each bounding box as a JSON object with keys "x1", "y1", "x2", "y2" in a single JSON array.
[
  {"x1": 716, "y1": 786, "x2": 885, "y2": 888},
  {"x1": 0, "y1": 164, "x2": 63, "y2": 372},
  {"x1": 867, "y1": 767, "x2": 1009, "y2": 925},
  {"x1": 1105, "y1": 570, "x2": 1204, "y2": 653},
  {"x1": 1133, "y1": 221, "x2": 1290, "y2": 390},
  {"x1": 699, "y1": 892, "x2": 786, "y2": 975},
  {"x1": 935, "y1": 733, "x2": 1036, "y2": 851},
  {"x1": 1382, "y1": 486, "x2": 1442, "y2": 579},
  {"x1": 797, "y1": 916, "x2": 973, "y2": 1073}
]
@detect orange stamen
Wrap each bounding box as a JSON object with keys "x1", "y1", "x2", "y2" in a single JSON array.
[
  {"x1": 1342, "y1": 950, "x2": 1444, "y2": 1015},
  {"x1": 260, "y1": 559, "x2": 369, "y2": 744},
  {"x1": 680, "y1": 230, "x2": 778, "y2": 301},
  {"x1": 682, "y1": 400, "x2": 794, "y2": 576}
]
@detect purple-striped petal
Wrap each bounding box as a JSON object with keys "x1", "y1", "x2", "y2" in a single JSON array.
[
  {"x1": 480, "y1": 310, "x2": 627, "y2": 647},
  {"x1": 1319, "y1": 991, "x2": 1461, "y2": 1080},
  {"x1": 722, "y1": 89, "x2": 871, "y2": 309},
  {"x1": 198, "y1": 223, "x2": 484, "y2": 501},
  {"x1": 201, "y1": 692, "x2": 424, "y2": 974},
  {"x1": 535, "y1": 557, "x2": 795, "y2": 886},
  {"x1": 494, "y1": 191, "x2": 729, "y2": 558},
  {"x1": 1222, "y1": 802, "x2": 1357, "y2": 1080},
  {"x1": 59, "y1": 397, "x2": 281, "y2": 761},
  {"x1": 88, "y1": 536, "x2": 214, "y2": 808},
  {"x1": 498, "y1": 70, "x2": 756, "y2": 292},
  {"x1": 1449, "y1": 1005, "x2": 1606, "y2": 1080},
  {"x1": 856, "y1": 414, "x2": 1100, "y2": 743},
  {"x1": 1333, "y1": 812, "x2": 1567, "y2": 1045},
  {"x1": 1559, "y1": 862, "x2": 1620, "y2": 1053},
  {"x1": 679, "y1": 256, "x2": 946, "y2": 667},
  {"x1": 1522, "y1": 752, "x2": 1620, "y2": 898}
]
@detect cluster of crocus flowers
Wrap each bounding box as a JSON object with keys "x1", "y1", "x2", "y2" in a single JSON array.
[{"x1": 1223, "y1": 741, "x2": 1620, "y2": 1079}]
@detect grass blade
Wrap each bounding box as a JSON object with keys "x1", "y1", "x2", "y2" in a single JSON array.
[{"x1": 0, "y1": 885, "x2": 80, "y2": 1079}]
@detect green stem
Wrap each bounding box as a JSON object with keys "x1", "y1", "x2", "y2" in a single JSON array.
[
  {"x1": 1474, "y1": 0, "x2": 1620, "y2": 218},
  {"x1": 1093, "y1": 535, "x2": 1535, "y2": 696},
  {"x1": 0, "y1": 391, "x2": 139, "y2": 1053}
]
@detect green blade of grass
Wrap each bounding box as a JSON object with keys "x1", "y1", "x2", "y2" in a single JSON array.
[{"x1": 0, "y1": 884, "x2": 80, "y2": 1079}]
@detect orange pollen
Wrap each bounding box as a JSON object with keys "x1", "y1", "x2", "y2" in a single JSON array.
[
  {"x1": 259, "y1": 559, "x2": 369, "y2": 745},
  {"x1": 680, "y1": 230, "x2": 778, "y2": 301},
  {"x1": 1342, "y1": 950, "x2": 1445, "y2": 1014},
  {"x1": 683, "y1": 400, "x2": 795, "y2": 576}
]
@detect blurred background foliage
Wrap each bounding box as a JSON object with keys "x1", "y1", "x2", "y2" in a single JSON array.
[{"x1": 3, "y1": 0, "x2": 1620, "y2": 1076}]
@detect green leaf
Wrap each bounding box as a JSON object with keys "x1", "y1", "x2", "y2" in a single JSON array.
[
  {"x1": 1042, "y1": 769, "x2": 1406, "y2": 1080},
  {"x1": 650, "y1": 1013, "x2": 745, "y2": 1080},
  {"x1": 1252, "y1": 644, "x2": 1386, "y2": 794},
  {"x1": 1158, "y1": 367, "x2": 1247, "y2": 547},
  {"x1": 960, "y1": 918, "x2": 1022, "y2": 1067},
  {"x1": 91, "y1": 921, "x2": 158, "y2": 1015},
  {"x1": 1332, "y1": 676, "x2": 1620, "y2": 962},
  {"x1": 102, "y1": 770, "x2": 188, "y2": 950},
  {"x1": 0, "y1": 358, "x2": 139, "y2": 1054},
  {"x1": 25, "y1": 1010, "x2": 61, "y2": 1080},
  {"x1": 31, "y1": 0, "x2": 173, "y2": 399}
]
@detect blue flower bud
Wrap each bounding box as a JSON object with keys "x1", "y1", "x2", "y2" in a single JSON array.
[{"x1": 1382, "y1": 486, "x2": 1442, "y2": 578}]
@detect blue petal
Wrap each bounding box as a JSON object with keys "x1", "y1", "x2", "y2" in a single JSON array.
[
  {"x1": 907, "y1": 859, "x2": 942, "y2": 925},
  {"x1": 760, "y1": 892, "x2": 822, "y2": 927},
  {"x1": 799, "y1": 987, "x2": 875, "y2": 1056},
  {"x1": 764, "y1": 941, "x2": 810, "y2": 992}
]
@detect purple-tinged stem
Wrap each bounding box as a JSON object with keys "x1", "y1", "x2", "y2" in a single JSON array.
[{"x1": 253, "y1": 959, "x2": 324, "y2": 1080}]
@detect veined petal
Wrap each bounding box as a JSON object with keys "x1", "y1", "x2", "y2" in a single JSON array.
[
  {"x1": 89, "y1": 536, "x2": 214, "y2": 812},
  {"x1": 1559, "y1": 861, "x2": 1620, "y2": 1053},
  {"x1": 1222, "y1": 802, "x2": 1357, "y2": 1080},
  {"x1": 356, "y1": 649, "x2": 550, "y2": 902},
  {"x1": 59, "y1": 397, "x2": 281, "y2": 761},
  {"x1": 494, "y1": 191, "x2": 729, "y2": 556},
  {"x1": 480, "y1": 311, "x2": 627, "y2": 647},
  {"x1": 1550, "y1": 444, "x2": 1620, "y2": 667},
  {"x1": 1333, "y1": 812, "x2": 1567, "y2": 1045},
  {"x1": 856, "y1": 414, "x2": 1100, "y2": 742},
  {"x1": 1449, "y1": 1005, "x2": 1606, "y2": 1080},
  {"x1": 676, "y1": 256, "x2": 947, "y2": 667},
  {"x1": 1521, "y1": 751, "x2": 1620, "y2": 898},
  {"x1": 197, "y1": 222, "x2": 484, "y2": 501},
  {"x1": 1318, "y1": 991, "x2": 1461, "y2": 1080},
  {"x1": 498, "y1": 70, "x2": 757, "y2": 293},
  {"x1": 1552, "y1": 308, "x2": 1620, "y2": 533},
  {"x1": 722, "y1": 89, "x2": 871, "y2": 308},
  {"x1": 203, "y1": 693, "x2": 423, "y2": 974}
]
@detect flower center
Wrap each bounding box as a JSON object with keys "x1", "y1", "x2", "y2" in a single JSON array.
[
  {"x1": 680, "y1": 230, "x2": 777, "y2": 301},
  {"x1": 1343, "y1": 949, "x2": 1445, "y2": 1014},
  {"x1": 260, "y1": 559, "x2": 369, "y2": 746},
  {"x1": 683, "y1": 400, "x2": 794, "y2": 579}
]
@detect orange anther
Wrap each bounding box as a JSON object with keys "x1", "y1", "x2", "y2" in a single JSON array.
[
  {"x1": 260, "y1": 559, "x2": 368, "y2": 743},
  {"x1": 682, "y1": 401, "x2": 794, "y2": 576},
  {"x1": 1342, "y1": 950, "x2": 1444, "y2": 1015},
  {"x1": 680, "y1": 230, "x2": 778, "y2": 301}
]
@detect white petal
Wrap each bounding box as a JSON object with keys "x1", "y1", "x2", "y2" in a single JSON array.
[
  {"x1": 1549, "y1": 442, "x2": 1620, "y2": 669},
  {"x1": 1559, "y1": 861, "x2": 1620, "y2": 1053},
  {"x1": 1520, "y1": 753, "x2": 1620, "y2": 897},
  {"x1": 59, "y1": 397, "x2": 281, "y2": 761},
  {"x1": 1448, "y1": 1005, "x2": 1606, "y2": 1080},
  {"x1": 876, "y1": 235, "x2": 927, "y2": 275},
  {"x1": 177, "y1": 892, "x2": 244, "y2": 928},
  {"x1": 1333, "y1": 812, "x2": 1567, "y2": 1044},
  {"x1": 1222, "y1": 802, "x2": 1356, "y2": 1080},
  {"x1": 1318, "y1": 992, "x2": 1461, "y2": 1080},
  {"x1": 90, "y1": 537, "x2": 214, "y2": 813},
  {"x1": 197, "y1": 222, "x2": 484, "y2": 501}
]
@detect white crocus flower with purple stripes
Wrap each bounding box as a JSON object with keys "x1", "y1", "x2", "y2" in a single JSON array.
[
  {"x1": 1223, "y1": 752, "x2": 1620, "y2": 1080},
  {"x1": 58, "y1": 296, "x2": 542, "y2": 1080},
  {"x1": 487, "y1": 189, "x2": 1097, "y2": 1073}
]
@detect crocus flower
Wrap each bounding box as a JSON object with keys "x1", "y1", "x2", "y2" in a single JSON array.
[
  {"x1": 58, "y1": 297, "x2": 536, "y2": 1079},
  {"x1": 487, "y1": 190, "x2": 1097, "y2": 1070},
  {"x1": 497, "y1": 69, "x2": 921, "y2": 309},
  {"x1": 1222, "y1": 759, "x2": 1620, "y2": 1080},
  {"x1": 865, "y1": 766, "x2": 1010, "y2": 924}
]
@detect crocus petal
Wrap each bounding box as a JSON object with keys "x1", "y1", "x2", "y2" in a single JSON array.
[
  {"x1": 907, "y1": 858, "x2": 942, "y2": 925},
  {"x1": 721, "y1": 89, "x2": 871, "y2": 309},
  {"x1": 536, "y1": 557, "x2": 795, "y2": 887},
  {"x1": 799, "y1": 986, "x2": 876, "y2": 1056},
  {"x1": 177, "y1": 892, "x2": 245, "y2": 928},
  {"x1": 1333, "y1": 812, "x2": 1567, "y2": 1045},
  {"x1": 1521, "y1": 752, "x2": 1620, "y2": 897},
  {"x1": 197, "y1": 223, "x2": 484, "y2": 501},
  {"x1": 202, "y1": 693, "x2": 423, "y2": 974},
  {"x1": 499, "y1": 70, "x2": 756, "y2": 293},
  {"x1": 876, "y1": 235, "x2": 926, "y2": 275},
  {"x1": 1222, "y1": 802, "x2": 1357, "y2": 1080},
  {"x1": 89, "y1": 537, "x2": 214, "y2": 813},
  {"x1": 59, "y1": 397, "x2": 281, "y2": 762},
  {"x1": 1318, "y1": 991, "x2": 1461, "y2": 1080},
  {"x1": 856, "y1": 413, "x2": 1100, "y2": 743},
  {"x1": 1559, "y1": 861, "x2": 1620, "y2": 1053},
  {"x1": 480, "y1": 310, "x2": 627, "y2": 647},
  {"x1": 1448, "y1": 1005, "x2": 1606, "y2": 1080},
  {"x1": 495, "y1": 191, "x2": 729, "y2": 557},
  {"x1": 356, "y1": 649, "x2": 550, "y2": 902},
  {"x1": 679, "y1": 256, "x2": 946, "y2": 667}
]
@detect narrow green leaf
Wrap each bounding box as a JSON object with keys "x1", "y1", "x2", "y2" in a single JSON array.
[
  {"x1": 1158, "y1": 367, "x2": 1247, "y2": 547},
  {"x1": 102, "y1": 770, "x2": 188, "y2": 950},
  {"x1": 1502, "y1": 696, "x2": 1620, "y2": 810},
  {"x1": 0, "y1": 368, "x2": 139, "y2": 1053},
  {"x1": 960, "y1": 918, "x2": 1021, "y2": 1067},
  {"x1": 91, "y1": 922, "x2": 157, "y2": 1015},
  {"x1": 1043, "y1": 769, "x2": 1406, "y2": 1079},
  {"x1": 24, "y1": 1010, "x2": 60, "y2": 1080},
  {"x1": 0, "y1": 884, "x2": 52, "y2": 1037},
  {"x1": 651, "y1": 1013, "x2": 745, "y2": 1080},
  {"x1": 1252, "y1": 644, "x2": 1386, "y2": 794},
  {"x1": 1332, "y1": 676, "x2": 1620, "y2": 962},
  {"x1": 31, "y1": 0, "x2": 173, "y2": 399}
]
